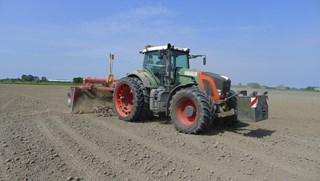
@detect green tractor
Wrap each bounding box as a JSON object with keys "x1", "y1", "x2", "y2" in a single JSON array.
[{"x1": 113, "y1": 44, "x2": 237, "y2": 134}]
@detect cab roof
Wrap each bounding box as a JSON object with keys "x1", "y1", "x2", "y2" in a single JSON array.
[{"x1": 141, "y1": 45, "x2": 190, "y2": 53}]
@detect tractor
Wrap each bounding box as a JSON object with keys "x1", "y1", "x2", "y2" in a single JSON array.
[{"x1": 68, "y1": 43, "x2": 268, "y2": 134}]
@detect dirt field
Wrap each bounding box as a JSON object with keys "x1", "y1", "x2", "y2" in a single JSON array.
[{"x1": 0, "y1": 84, "x2": 319, "y2": 181}]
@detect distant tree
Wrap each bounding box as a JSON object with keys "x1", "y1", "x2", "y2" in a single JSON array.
[
  {"x1": 1, "y1": 77, "x2": 21, "y2": 82},
  {"x1": 21, "y1": 74, "x2": 28, "y2": 81},
  {"x1": 33, "y1": 76, "x2": 40, "y2": 82},
  {"x1": 21, "y1": 74, "x2": 41, "y2": 82},
  {"x1": 26, "y1": 75, "x2": 34, "y2": 81},
  {"x1": 41, "y1": 76, "x2": 48, "y2": 82},
  {"x1": 306, "y1": 86, "x2": 315, "y2": 91},
  {"x1": 73, "y1": 77, "x2": 83, "y2": 83}
]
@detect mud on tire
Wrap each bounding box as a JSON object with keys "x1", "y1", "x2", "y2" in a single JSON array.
[{"x1": 170, "y1": 87, "x2": 214, "y2": 134}]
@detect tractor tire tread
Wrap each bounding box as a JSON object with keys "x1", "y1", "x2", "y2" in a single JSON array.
[
  {"x1": 169, "y1": 87, "x2": 214, "y2": 134},
  {"x1": 132, "y1": 77, "x2": 153, "y2": 120},
  {"x1": 113, "y1": 77, "x2": 144, "y2": 122}
]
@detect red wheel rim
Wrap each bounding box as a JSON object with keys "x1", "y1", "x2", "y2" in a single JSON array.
[
  {"x1": 176, "y1": 98, "x2": 198, "y2": 126},
  {"x1": 115, "y1": 82, "x2": 134, "y2": 117}
]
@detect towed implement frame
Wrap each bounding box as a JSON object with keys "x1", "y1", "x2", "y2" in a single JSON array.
[{"x1": 67, "y1": 54, "x2": 117, "y2": 114}]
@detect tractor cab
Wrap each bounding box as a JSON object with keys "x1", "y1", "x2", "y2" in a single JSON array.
[{"x1": 142, "y1": 44, "x2": 191, "y2": 86}]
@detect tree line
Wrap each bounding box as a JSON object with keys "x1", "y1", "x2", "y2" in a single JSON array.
[
  {"x1": 235, "y1": 82, "x2": 319, "y2": 91},
  {"x1": 0, "y1": 74, "x2": 48, "y2": 82},
  {"x1": 0, "y1": 74, "x2": 83, "y2": 83},
  {"x1": 21, "y1": 74, "x2": 48, "y2": 82}
]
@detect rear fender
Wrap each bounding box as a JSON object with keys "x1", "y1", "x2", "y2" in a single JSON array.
[{"x1": 127, "y1": 70, "x2": 158, "y2": 89}]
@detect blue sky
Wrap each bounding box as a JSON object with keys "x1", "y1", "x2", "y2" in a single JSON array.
[{"x1": 0, "y1": 0, "x2": 319, "y2": 88}]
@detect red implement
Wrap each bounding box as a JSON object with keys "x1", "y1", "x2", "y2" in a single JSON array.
[{"x1": 67, "y1": 78, "x2": 117, "y2": 113}]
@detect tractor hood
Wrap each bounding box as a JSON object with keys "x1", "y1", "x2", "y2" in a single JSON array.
[
  {"x1": 203, "y1": 72, "x2": 231, "y2": 92},
  {"x1": 198, "y1": 71, "x2": 231, "y2": 99}
]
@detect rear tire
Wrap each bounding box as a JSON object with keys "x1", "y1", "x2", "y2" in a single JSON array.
[
  {"x1": 170, "y1": 87, "x2": 214, "y2": 134},
  {"x1": 113, "y1": 77, "x2": 144, "y2": 121},
  {"x1": 133, "y1": 77, "x2": 154, "y2": 120}
]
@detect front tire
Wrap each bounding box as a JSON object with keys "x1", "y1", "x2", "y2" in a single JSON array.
[
  {"x1": 170, "y1": 87, "x2": 214, "y2": 134},
  {"x1": 113, "y1": 77, "x2": 144, "y2": 121}
]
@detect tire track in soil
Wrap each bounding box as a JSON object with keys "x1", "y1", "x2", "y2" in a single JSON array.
[
  {"x1": 0, "y1": 94, "x2": 16, "y2": 181},
  {"x1": 61, "y1": 114, "x2": 220, "y2": 180},
  {"x1": 86, "y1": 114, "x2": 319, "y2": 180},
  {"x1": 221, "y1": 129, "x2": 320, "y2": 162},
  {"x1": 0, "y1": 97, "x2": 16, "y2": 111},
  {"x1": 0, "y1": 94, "x2": 48, "y2": 120},
  {"x1": 0, "y1": 94, "x2": 105, "y2": 180},
  {"x1": 140, "y1": 118, "x2": 320, "y2": 180},
  {"x1": 35, "y1": 115, "x2": 100, "y2": 180},
  {"x1": 212, "y1": 131, "x2": 317, "y2": 180},
  {"x1": 268, "y1": 133, "x2": 320, "y2": 160},
  {"x1": 0, "y1": 92, "x2": 65, "y2": 115},
  {"x1": 279, "y1": 132, "x2": 320, "y2": 150},
  {"x1": 80, "y1": 114, "x2": 245, "y2": 180},
  {"x1": 0, "y1": 93, "x2": 11, "y2": 99},
  {"x1": 50, "y1": 115, "x2": 147, "y2": 181},
  {"x1": 0, "y1": 153, "x2": 10, "y2": 181},
  {"x1": 103, "y1": 119, "x2": 261, "y2": 179}
]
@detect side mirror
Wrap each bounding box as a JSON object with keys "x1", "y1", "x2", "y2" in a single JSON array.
[
  {"x1": 203, "y1": 56, "x2": 206, "y2": 65},
  {"x1": 158, "y1": 50, "x2": 163, "y2": 59}
]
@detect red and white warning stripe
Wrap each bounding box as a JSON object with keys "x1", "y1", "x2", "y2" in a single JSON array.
[{"x1": 251, "y1": 97, "x2": 258, "y2": 108}]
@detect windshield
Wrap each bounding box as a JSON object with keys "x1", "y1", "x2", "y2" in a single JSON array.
[
  {"x1": 143, "y1": 50, "x2": 189, "y2": 71},
  {"x1": 143, "y1": 51, "x2": 163, "y2": 72},
  {"x1": 172, "y1": 50, "x2": 189, "y2": 69}
]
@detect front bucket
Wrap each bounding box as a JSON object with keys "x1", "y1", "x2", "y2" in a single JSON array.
[{"x1": 67, "y1": 87, "x2": 114, "y2": 114}]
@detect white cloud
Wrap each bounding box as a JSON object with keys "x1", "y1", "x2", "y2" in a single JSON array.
[{"x1": 79, "y1": 6, "x2": 176, "y2": 35}]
